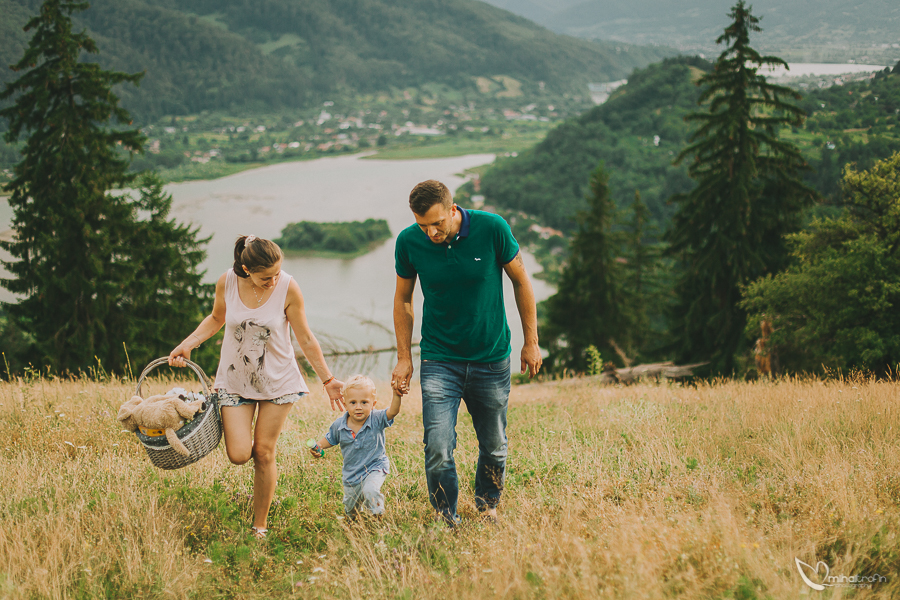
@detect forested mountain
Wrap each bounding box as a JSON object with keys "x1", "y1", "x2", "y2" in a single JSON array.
[
  {"x1": 475, "y1": 56, "x2": 709, "y2": 231},
  {"x1": 0, "y1": 0, "x2": 675, "y2": 120},
  {"x1": 473, "y1": 57, "x2": 900, "y2": 233},
  {"x1": 801, "y1": 63, "x2": 900, "y2": 201},
  {"x1": 481, "y1": 0, "x2": 580, "y2": 24},
  {"x1": 484, "y1": 0, "x2": 900, "y2": 61}
]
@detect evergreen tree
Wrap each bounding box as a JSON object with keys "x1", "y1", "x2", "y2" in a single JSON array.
[
  {"x1": 543, "y1": 164, "x2": 628, "y2": 372},
  {"x1": 111, "y1": 174, "x2": 214, "y2": 373},
  {"x1": 618, "y1": 190, "x2": 668, "y2": 360},
  {"x1": 665, "y1": 1, "x2": 816, "y2": 374},
  {"x1": 0, "y1": 0, "x2": 208, "y2": 374}
]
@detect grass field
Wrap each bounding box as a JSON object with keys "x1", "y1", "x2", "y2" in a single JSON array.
[
  {"x1": 157, "y1": 160, "x2": 271, "y2": 184},
  {"x1": 0, "y1": 374, "x2": 897, "y2": 599},
  {"x1": 151, "y1": 127, "x2": 548, "y2": 184},
  {"x1": 364, "y1": 132, "x2": 546, "y2": 161}
]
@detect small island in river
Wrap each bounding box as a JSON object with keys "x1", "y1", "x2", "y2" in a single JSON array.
[{"x1": 274, "y1": 219, "x2": 392, "y2": 258}]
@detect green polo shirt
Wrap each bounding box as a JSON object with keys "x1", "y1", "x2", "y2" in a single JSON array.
[{"x1": 395, "y1": 208, "x2": 520, "y2": 363}]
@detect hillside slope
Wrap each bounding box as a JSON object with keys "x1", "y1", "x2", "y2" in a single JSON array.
[
  {"x1": 798, "y1": 63, "x2": 900, "y2": 201},
  {"x1": 1, "y1": 0, "x2": 676, "y2": 119},
  {"x1": 474, "y1": 56, "x2": 900, "y2": 233},
  {"x1": 476, "y1": 56, "x2": 709, "y2": 230}
]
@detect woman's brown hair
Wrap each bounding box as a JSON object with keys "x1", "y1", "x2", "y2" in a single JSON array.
[{"x1": 233, "y1": 235, "x2": 283, "y2": 278}]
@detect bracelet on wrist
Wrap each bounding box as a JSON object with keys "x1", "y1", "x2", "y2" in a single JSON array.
[{"x1": 322, "y1": 376, "x2": 335, "y2": 386}]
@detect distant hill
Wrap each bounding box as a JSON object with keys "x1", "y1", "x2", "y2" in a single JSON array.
[
  {"x1": 473, "y1": 56, "x2": 710, "y2": 231},
  {"x1": 1, "y1": 0, "x2": 677, "y2": 120},
  {"x1": 480, "y1": 0, "x2": 581, "y2": 24},
  {"x1": 799, "y1": 63, "x2": 900, "y2": 202},
  {"x1": 483, "y1": 0, "x2": 900, "y2": 61},
  {"x1": 471, "y1": 55, "x2": 900, "y2": 233}
]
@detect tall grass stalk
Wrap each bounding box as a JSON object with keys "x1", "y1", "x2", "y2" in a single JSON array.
[{"x1": 0, "y1": 375, "x2": 897, "y2": 598}]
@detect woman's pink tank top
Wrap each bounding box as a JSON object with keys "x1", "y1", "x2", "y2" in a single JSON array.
[{"x1": 214, "y1": 269, "x2": 309, "y2": 399}]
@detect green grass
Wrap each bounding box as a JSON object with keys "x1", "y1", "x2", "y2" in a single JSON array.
[
  {"x1": 365, "y1": 131, "x2": 548, "y2": 161},
  {"x1": 154, "y1": 128, "x2": 550, "y2": 183},
  {"x1": 157, "y1": 160, "x2": 269, "y2": 183}
]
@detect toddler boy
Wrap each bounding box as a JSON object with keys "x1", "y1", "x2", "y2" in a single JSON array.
[{"x1": 310, "y1": 375, "x2": 404, "y2": 517}]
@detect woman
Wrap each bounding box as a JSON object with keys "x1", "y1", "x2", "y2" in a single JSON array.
[{"x1": 169, "y1": 234, "x2": 344, "y2": 538}]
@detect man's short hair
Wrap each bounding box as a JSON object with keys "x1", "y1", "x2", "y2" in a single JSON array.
[{"x1": 409, "y1": 180, "x2": 452, "y2": 215}]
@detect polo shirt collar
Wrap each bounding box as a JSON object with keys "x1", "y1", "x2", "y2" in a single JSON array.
[
  {"x1": 337, "y1": 411, "x2": 373, "y2": 433},
  {"x1": 455, "y1": 206, "x2": 470, "y2": 241}
]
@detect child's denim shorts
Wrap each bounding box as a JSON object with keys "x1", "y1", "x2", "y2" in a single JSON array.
[{"x1": 217, "y1": 391, "x2": 307, "y2": 408}]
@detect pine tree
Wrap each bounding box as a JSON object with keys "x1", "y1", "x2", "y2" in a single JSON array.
[
  {"x1": 618, "y1": 190, "x2": 668, "y2": 360},
  {"x1": 0, "y1": 1, "x2": 208, "y2": 374},
  {"x1": 665, "y1": 1, "x2": 816, "y2": 374},
  {"x1": 110, "y1": 174, "x2": 214, "y2": 372},
  {"x1": 543, "y1": 164, "x2": 627, "y2": 372}
]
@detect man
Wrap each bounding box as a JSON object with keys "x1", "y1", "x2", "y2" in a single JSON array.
[{"x1": 392, "y1": 179, "x2": 541, "y2": 525}]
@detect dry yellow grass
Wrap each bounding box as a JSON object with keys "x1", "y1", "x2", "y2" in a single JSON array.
[{"x1": 0, "y1": 374, "x2": 898, "y2": 599}]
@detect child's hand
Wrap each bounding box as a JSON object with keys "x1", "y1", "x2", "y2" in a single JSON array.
[
  {"x1": 306, "y1": 438, "x2": 325, "y2": 458},
  {"x1": 387, "y1": 386, "x2": 405, "y2": 420}
]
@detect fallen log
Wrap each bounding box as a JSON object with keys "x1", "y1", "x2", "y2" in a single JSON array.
[
  {"x1": 537, "y1": 361, "x2": 707, "y2": 388},
  {"x1": 602, "y1": 361, "x2": 706, "y2": 384}
]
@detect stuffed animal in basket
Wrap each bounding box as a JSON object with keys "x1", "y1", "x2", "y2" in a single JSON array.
[{"x1": 118, "y1": 393, "x2": 206, "y2": 456}]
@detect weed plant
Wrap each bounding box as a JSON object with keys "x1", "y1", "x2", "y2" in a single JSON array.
[{"x1": 0, "y1": 374, "x2": 897, "y2": 598}]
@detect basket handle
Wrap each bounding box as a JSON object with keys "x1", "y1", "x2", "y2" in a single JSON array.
[{"x1": 134, "y1": 357, "x2": 213, "y2": 398}]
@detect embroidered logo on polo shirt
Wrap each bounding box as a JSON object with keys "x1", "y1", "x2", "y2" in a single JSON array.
[{"x1": 474, "y1": 258, "x2": 482, "y2": 261}]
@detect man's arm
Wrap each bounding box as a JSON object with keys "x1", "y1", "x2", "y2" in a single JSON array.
[
  {"x1": 502, "y1": 252, "x2": 542, "y2": 378},
  {"x1": 392, "y1": 274, "x2": 417, "y2": 392}
]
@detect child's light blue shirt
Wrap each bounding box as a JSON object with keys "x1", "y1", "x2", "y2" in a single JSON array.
[{"x1": 325, "y1": 409, "x2": 393, "y2": 485}]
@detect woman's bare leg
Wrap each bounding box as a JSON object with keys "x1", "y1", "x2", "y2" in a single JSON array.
[
  {"x1": 251, "y1": 402, "x2": 293, "y2": 530},
  {"x1": 221, "y1": 404, "x2": 257, "y2": 465}
]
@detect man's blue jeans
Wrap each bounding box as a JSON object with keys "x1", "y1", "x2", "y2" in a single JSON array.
[{"x1": 420, "y1": 356, "x2": 511, "y2": 523}]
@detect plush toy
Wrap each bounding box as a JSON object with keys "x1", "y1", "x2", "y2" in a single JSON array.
[{"x1": 118, "y1": 393, "x2": 206, "y2": 456}]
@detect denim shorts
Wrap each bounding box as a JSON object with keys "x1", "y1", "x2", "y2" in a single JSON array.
[{"x1": 216, "y1": 391, "x2": 307, "y2": 408}]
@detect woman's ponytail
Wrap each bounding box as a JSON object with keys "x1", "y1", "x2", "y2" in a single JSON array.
[
  {"x1": 233, "y1": 235, "x2": 250, "y2": 278},
  {"x1": 233, "y1": 235, "x2": 283, "y2": 278}
]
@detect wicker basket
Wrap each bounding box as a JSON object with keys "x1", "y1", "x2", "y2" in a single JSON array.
[{"x1": 133, "y1": 357, "x2": 222, "y2": 470}]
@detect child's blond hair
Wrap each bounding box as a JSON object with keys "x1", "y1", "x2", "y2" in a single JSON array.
[{"x1": 342, "y1": 374, "x2": 376, "y2": 398}]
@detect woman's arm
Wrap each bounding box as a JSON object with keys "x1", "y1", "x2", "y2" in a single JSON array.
[
  {"x1": 284, "y1": 278, "x2": 345, "y2": 410},
  {"x1": 168, "y1": 273, "x2": 228, "y2": 367}
]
